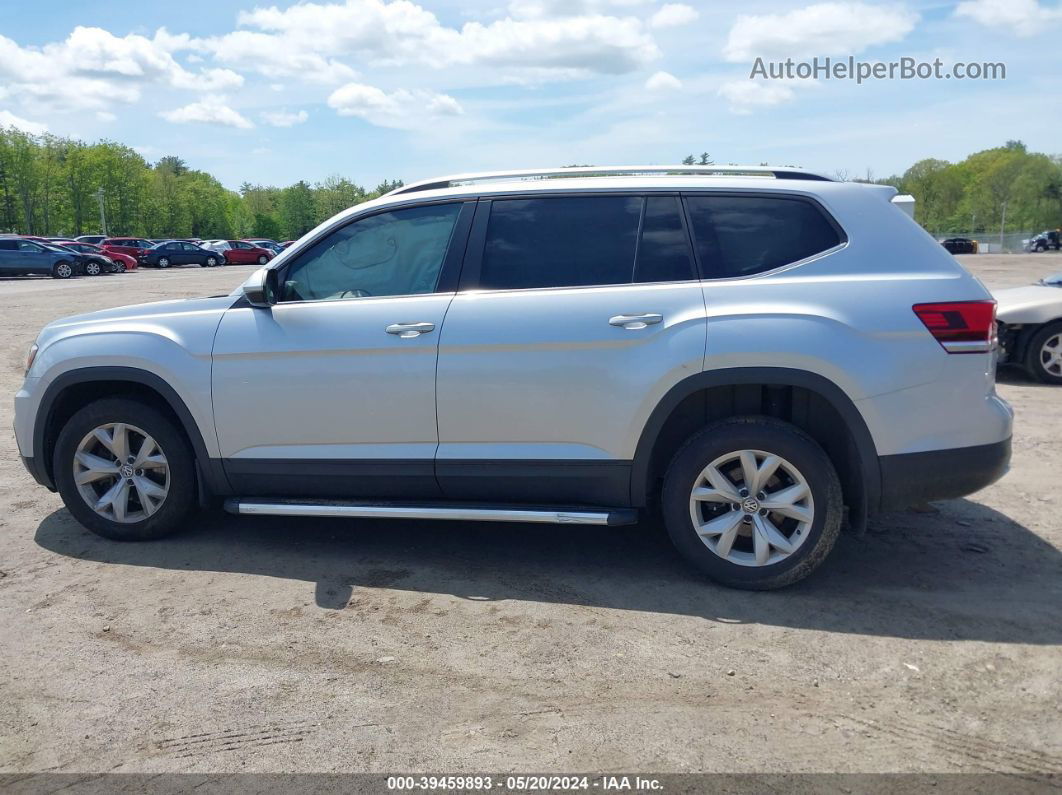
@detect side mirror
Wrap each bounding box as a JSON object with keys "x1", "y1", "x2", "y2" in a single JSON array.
[{"x1": 242, "y1": 268, "x2": 279, "y2": 308}]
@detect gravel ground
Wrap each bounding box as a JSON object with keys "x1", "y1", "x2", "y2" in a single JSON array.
[{"x1": 0, "y1": 255, "x2": 1060, "y2": 777}]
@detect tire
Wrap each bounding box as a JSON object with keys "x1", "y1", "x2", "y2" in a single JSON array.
[
  {"x1": 1024, "y1": 321, "x2": 1062, "y2": 385},
  {"x1": 84, "y1": 260, "x2": 102, "y2": 276},
  {"x1": 52, "y1": 261, "x2": 73, "y2": 279},
  {"x1": 53, "y1": 398, "x2": 197, "y2": 541},
  {"x1": 661, "y1": 416, "x2": 843, "y2": 590},
  {"x1": 205, "y1": 256, "x2": 218, "y2": 267},
  {"x1": 258, "y1": 255, "x2": 268, "y2": 264},
  {"x1": 158, "y1": 257, "x2": 170, "y2": 268}
]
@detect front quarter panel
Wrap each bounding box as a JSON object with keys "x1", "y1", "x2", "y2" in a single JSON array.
[{"x1": 15, "y1": 298, "x2": 232, "y2": 459}]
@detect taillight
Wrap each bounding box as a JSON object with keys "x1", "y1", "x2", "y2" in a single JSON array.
[{"x1": 912, "y1": 301, "x2": 996, "y2": 354}]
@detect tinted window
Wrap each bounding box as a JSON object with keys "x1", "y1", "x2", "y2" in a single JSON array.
[
  {"x1": 480, "y1": 196, "x2": 640, "y2": 290},
  {"x1": 0, "y1": 240, "x2": 16, "y2": 250},
  {"x1": 634, "y1": 196, "x2": 694, "y2": 283},
  {"x1": 280, "y1": 203, "x2": 462, "y2": 302},
  {"x1": 686, "y1": 195, "x2": 842, "y2": 278}
]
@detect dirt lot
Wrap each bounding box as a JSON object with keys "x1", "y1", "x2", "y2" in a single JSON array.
[{"x1": 0, "y1": 255, "x2": 1059, "y2": 777}]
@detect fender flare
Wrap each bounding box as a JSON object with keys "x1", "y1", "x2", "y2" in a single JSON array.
[
  {"x1": 32, "y1": 366, "x2": 230, "y2": 495},
  {"x1": 630, "y1": 367, "x2": 881, "y2": 510}
]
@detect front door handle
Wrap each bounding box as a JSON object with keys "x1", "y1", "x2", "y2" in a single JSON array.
[
  {"x1": 386, "y1": 321, "x2": 435, "y2": 338},
  {"x1": 609, "y1": 313, "x2": 663, "y2": 330}
]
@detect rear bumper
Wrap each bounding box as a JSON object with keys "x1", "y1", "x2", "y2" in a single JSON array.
[{"x1": 878, "y1": 437, "x2": 1011, "y2": 511}]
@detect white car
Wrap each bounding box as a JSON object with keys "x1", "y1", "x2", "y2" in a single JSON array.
[
  {"x1": 202, "y1": 240, "x2": 232, "y2": 254},
  {"x1": 996, "y1": 273, "x2": 1062, "y2": 384}
]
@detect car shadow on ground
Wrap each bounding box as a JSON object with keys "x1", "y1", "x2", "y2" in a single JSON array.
[{"x1": 34, "y1": 497, "x2": 1061, "y2": 645}]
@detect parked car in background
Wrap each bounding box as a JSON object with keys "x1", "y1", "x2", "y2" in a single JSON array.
[
  {"x1": 75, "y1": 235, "x2": 107, "y2": 245},
  {"x1": 244, "y1": 239, "x2": 284, "y2": 255},
  {"x1": 220, "y1": 240, "x2": 274, "y2": 265},
  {"x1": 0, "y1": 237, "x2": 81, "y2": 278},
  {"x1": 280, "y1": 240, "x2": 296, "y2": 249},
  {"x1": 941, "y1": 237, "x2": 977, "y2": 254},
  {"x1": 101, "y1": 238, "x2": 154, "y2": 262},
  {"x1": 140, "y1": 240, "x2": 222, "y2": 268},
  {"x1": 1024, "y1": 230, "x2": 1061, "y2": 252},
  {"x1": 47, "y1": 243, "x2": 112, "y2": 276},
  {"x1": 60, "y1": 241, "x2": 135, "y2": 272},
  {"x1": 996, "y1": 272, "x2": 1062, "y2": 384},
  {"x1": 202, "y1": 240, "x2": 231, "y2": 255}
]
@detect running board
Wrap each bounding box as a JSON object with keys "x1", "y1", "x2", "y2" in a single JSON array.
[{"x1": 223, "y1": 499, "x2": 638, "y2": 526}]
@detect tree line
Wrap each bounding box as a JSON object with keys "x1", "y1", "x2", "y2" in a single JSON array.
[
  {"x1": 877, "y1": 141, "x2": 1062, "y2": 234},
  {"x1": 0, "y1": 127, "x2": 402, "y2": 240},
  {"x1": 3, "y1": 124, "x2": 1059, "y2": 242}
]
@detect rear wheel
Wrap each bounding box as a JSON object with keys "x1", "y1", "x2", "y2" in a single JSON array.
[
  {"x1": 257, "y1": 255, "x2": 268, "y2": 264},
  {"x1": 52, "y1": 261, "x2": 73, "y2": 279},
  {"x1": 157, "y1": 256, "x2": 170, "y2": 268},
  {"x1": 1025, "y1": 321, "x2": 1062, "y2": 384},
  {"x1": 661, "y1": 417, "x2": 843, "y2": 590},
  {"x1": 53, "y1": 398, "x2": 196, "y2": 540}
]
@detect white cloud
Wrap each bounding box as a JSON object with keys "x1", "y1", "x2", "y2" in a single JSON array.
[
  {"x1": 0, "y1": 27, "x2": 246, "y2": 111},
  {"x1": 95, "y1": 111, "x2": 117, "y2": 122},
  {"x1": 722, "y1": 2, "x2": 918, "y2": 62},
  {"x1": 261, "y1": 109, "x2": 309, "y2": 127},
  {"x1": 204, "y1": 0, "x2": 658, "y2": 82},
  {"x1": 160, "y1": 96, "x2": 254, "y2": 129},
  {"x1": 203, "y1": 30, "x2": 358, "y2": 83},
  {"x1": 650, "y1": 3, "x2": 698, "y2": 29},
  {"x1": 328, "y1": 82, "x2": 463, "y2": 128},
  {"x1": 718, "y1": 80, "x2": 797, "y2": 114},
  {"x1": 508, "y1": 0, "x2": 650, "y2": 17},
  {"x1": 0, "y1": 109, "x2": 48, "y2": 134},
  {"x1": 645, "y1": 70, "x2": 682, "y2": 90},
  {"x1": 955, "y1": 0, "x2": 1062, "y2": 35}
]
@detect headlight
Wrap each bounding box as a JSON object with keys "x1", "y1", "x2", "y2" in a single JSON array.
[{"x1": 25, "y1": 343, "x2": 38, "y2": 375}]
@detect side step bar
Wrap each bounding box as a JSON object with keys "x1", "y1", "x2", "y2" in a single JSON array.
[{"x1": 224, "y1": 499, "x2": 638, "y2": 526}]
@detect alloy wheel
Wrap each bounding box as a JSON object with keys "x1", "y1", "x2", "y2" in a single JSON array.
[
  {"x1": 688, "y1": 449, "x2": 815, "y2": 567},
  {"x1": 73, "y1": 422, "x2": 170, "y2": 523},
  {"x1": 1040, "y1": 333, "x2": 1062, "y2": 377}
]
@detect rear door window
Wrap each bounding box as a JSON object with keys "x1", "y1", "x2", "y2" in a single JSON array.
[
  {"x1": 479, "y1": 196, "x2": 641, "y2": 290},
  {"x1": 685, "y1": 194, "x2": 842, "y2": 278}
]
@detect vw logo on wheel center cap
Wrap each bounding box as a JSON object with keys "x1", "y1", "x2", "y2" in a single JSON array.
[
  {"x1": 741, "y1": 497, "x2": 761, "y2": 514},
  {"x1": 120, "y1": 464, "x2": 134, "y2": 478}
]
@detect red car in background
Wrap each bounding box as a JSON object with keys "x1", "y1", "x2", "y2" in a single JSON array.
[
  {"x1": 221, "y1": 240, "x2": 275, "y2": 265},
  {"x1": 101, "y1": 237, "x2": 154, "y2": 262}
]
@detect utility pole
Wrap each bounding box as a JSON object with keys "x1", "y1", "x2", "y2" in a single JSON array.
[
  {"x1": 95, "y1": 187, "x2": 108, "y2": 236},
  {"x1": 998, "y1": 199, "x2": 1007, "y2": 253}
]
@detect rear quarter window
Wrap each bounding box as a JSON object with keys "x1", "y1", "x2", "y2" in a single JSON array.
[{"x1": 686, "y1": 194, "x2": 843, "y2": 279}]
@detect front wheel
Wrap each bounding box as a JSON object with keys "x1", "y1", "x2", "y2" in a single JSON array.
[
  {"x1": 1024, "y1": 321, "x2": 1062, "y2": 385},
  {"x1": 53, "y1": 398, "x2": 196, "y2": 540},
  {"x1": 53, "y1": 261, "x2": 73, "y2": 279},
  {"x1": 205, "y1": 256, "x2": 218, "y2": 267},
  {"x1": 84, "y1": 260, "x2": 102, "y2": 276},
  {"x1": 257, "y1": 255, "x2": 268, "y2": 264},
  {"x1": 661, "y1": 417, "x2": 843, "y2": 590}
]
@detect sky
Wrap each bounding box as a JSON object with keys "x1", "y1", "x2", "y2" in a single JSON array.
[{"x1": 0, "y1": 0, "x2": 1059, "y2": 190}]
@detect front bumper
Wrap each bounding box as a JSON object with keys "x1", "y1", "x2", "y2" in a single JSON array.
[
  {"x1": 21, "y1": 455, "x2": 54, "y2": 491},
  {"x1": 878, "y1": 437, "x2": 1011, "y2": 511}
]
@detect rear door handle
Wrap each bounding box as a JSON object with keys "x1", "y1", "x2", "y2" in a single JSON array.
[
  {"x1": 609, "y1": 313, "x2": 663, "y2": 330},
  {"x1": 385, "y1": 322, "x2": 435, "y2": 338}
]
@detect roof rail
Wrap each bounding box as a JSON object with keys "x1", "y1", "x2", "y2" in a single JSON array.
[{"x1": 386, "y1": 165, "x2": 833, "y2": 196}]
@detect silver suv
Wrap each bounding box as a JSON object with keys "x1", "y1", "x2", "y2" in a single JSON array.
[{"x1": 14, "y1": 166, "x2": 1013, "y2": 589}]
